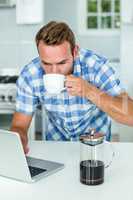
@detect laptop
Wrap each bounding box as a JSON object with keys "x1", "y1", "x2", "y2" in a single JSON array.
[{"x1": 0, "y1": 129, "x2": 64, "y2": 183}]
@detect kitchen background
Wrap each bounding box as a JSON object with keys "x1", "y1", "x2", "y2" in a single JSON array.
[{"x1": 0, "y1": 0, "x2": 133, "y2": 141}]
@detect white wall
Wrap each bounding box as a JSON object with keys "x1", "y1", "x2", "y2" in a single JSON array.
[
  {"x1": 113, "y1": 0, "x2": 133, "y2": 142},
  {"x1": 118, "y1": 24, "x2": 133, "y2": 142}
]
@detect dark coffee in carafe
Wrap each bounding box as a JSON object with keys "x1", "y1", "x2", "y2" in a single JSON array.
[{"x1": 80, "y1": 160, "x2": 104, "y2": 185}]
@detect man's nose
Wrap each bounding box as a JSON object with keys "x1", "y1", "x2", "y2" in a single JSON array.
[{"x1": 51, "y1": 65, "x2": 60, "y2": 73}]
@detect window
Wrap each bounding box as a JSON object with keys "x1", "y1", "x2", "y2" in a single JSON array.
[{"x1": 78, "y1": 0, "x2": 121, "y2": 35}]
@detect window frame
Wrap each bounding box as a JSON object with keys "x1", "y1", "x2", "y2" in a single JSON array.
[{"x1": 78, "y1": 0, "x2": 121, "y2": 36}]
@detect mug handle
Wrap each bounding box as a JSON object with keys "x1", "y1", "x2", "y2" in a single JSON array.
[
  {"x1": 61, "y1": 77, "x2": 67, "y2": 92},
  {"x1": 104, "y1": 141, "x2": 115, "y2": 168},
  {"x1": 61, "y1": 87, "x2": 67, "y2": 92}
]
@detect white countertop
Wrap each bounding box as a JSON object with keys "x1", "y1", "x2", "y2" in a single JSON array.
[{"x1": 0, "y1": 141, "x2": 133, "y2": 200}]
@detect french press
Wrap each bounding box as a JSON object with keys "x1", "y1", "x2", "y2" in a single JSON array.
[{"x1": 80, "y1": 130, "x2": 114, "y2": 185}]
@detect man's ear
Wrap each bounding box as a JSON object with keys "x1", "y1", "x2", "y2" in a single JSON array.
[{"x1": 73, "y1": 45, "x2": 79, "y2": 59}]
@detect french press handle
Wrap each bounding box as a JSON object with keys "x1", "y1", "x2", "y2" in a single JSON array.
[{"x1": 104, "y1": 141, "x2": 115, "y2": 168}]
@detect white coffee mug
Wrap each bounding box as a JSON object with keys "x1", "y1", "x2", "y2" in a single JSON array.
[{"x1": 43, "y1": 74, "x2": 66, "y2": 94}]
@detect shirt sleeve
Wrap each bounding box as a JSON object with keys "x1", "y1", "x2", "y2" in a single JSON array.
[
  {"x1": 15, "y1": 71, "x2": 39, "y2": 115},
  {"x1": 94, "y1": 60, "x2": 125, "y2": 96}
]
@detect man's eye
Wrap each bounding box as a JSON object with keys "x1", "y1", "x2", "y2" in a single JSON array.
[
  {"x1": 59, "y1": 62, "x2": 66, "y2": 65},
  {"x1": 43, "y1": 63, "x2": 50, "y2": 66}
]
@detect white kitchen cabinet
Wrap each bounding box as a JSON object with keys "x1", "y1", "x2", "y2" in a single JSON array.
[{"x1": 16, "y1": 0, "x2": 44, "y2": 24}]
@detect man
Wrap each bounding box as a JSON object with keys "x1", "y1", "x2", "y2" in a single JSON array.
[{"x1": 11, "y1": 21, "x2": 133, "y2": 154}]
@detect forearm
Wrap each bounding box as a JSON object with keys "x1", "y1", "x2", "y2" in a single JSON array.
[
  {"x1": 85, "y1": 84, "x2": 133, "y2": 126},
  {"x1": 65, "y1": 74, "x2": 133, "y2": 125}
]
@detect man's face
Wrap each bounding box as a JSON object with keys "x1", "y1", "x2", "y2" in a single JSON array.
[{"x1": 38, "y1": 41, "x2": 77, "y2": 75}]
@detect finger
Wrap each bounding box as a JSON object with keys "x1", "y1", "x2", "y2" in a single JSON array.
[
  {"x1": 66, "y1": 74, "x2": 74, "y2": 78},
  {"x1": 67, "y1": 88, "x2": 77, "y2": 94},
  {"x1": 65, "y1": 80, "x2": 78, "y2": 87},
  {"x1": 66, "y1": 75, "x2": 76, "y2": 82},
  {"x1": 25, "y1": 145, "x2": 30, "y2": 155},
  {"x1": 68, "y1": 91, "x2": 76, "y2": 96},
  {"x1": 65, "y1": 82, "x2": 73, "y2": 88}
]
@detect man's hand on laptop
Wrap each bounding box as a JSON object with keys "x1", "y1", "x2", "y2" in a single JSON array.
[
  {"x1": 24, "y1": 145, "x2": 30, "y2": 155},
  {"x1": 21, "y1": 141, "x2": 29, "y2": 155},
  {"x1": 21, "y1": 136, "x2": 30, "y2": 155}
]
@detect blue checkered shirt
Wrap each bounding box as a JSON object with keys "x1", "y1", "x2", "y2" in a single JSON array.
[{"x1": 16, "y1": 48, "x2": 124, "y2": 141}]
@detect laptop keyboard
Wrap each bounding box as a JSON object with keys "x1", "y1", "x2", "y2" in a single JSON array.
[{"x1": 28, "y1": 166, "x2": 47, "y2": 177}]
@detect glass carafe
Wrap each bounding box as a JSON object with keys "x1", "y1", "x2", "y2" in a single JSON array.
[{"x1": 80, "y1": 130, "x2": 114, "y2": 185}]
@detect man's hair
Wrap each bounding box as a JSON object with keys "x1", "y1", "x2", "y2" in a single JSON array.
[{"x1": 35, "y1": 21, "x2": 76, "y2": 53}]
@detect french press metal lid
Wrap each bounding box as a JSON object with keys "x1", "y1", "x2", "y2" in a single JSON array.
[{"x1": 80, "y1": 130, "x2": 105, "y2": 146}]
